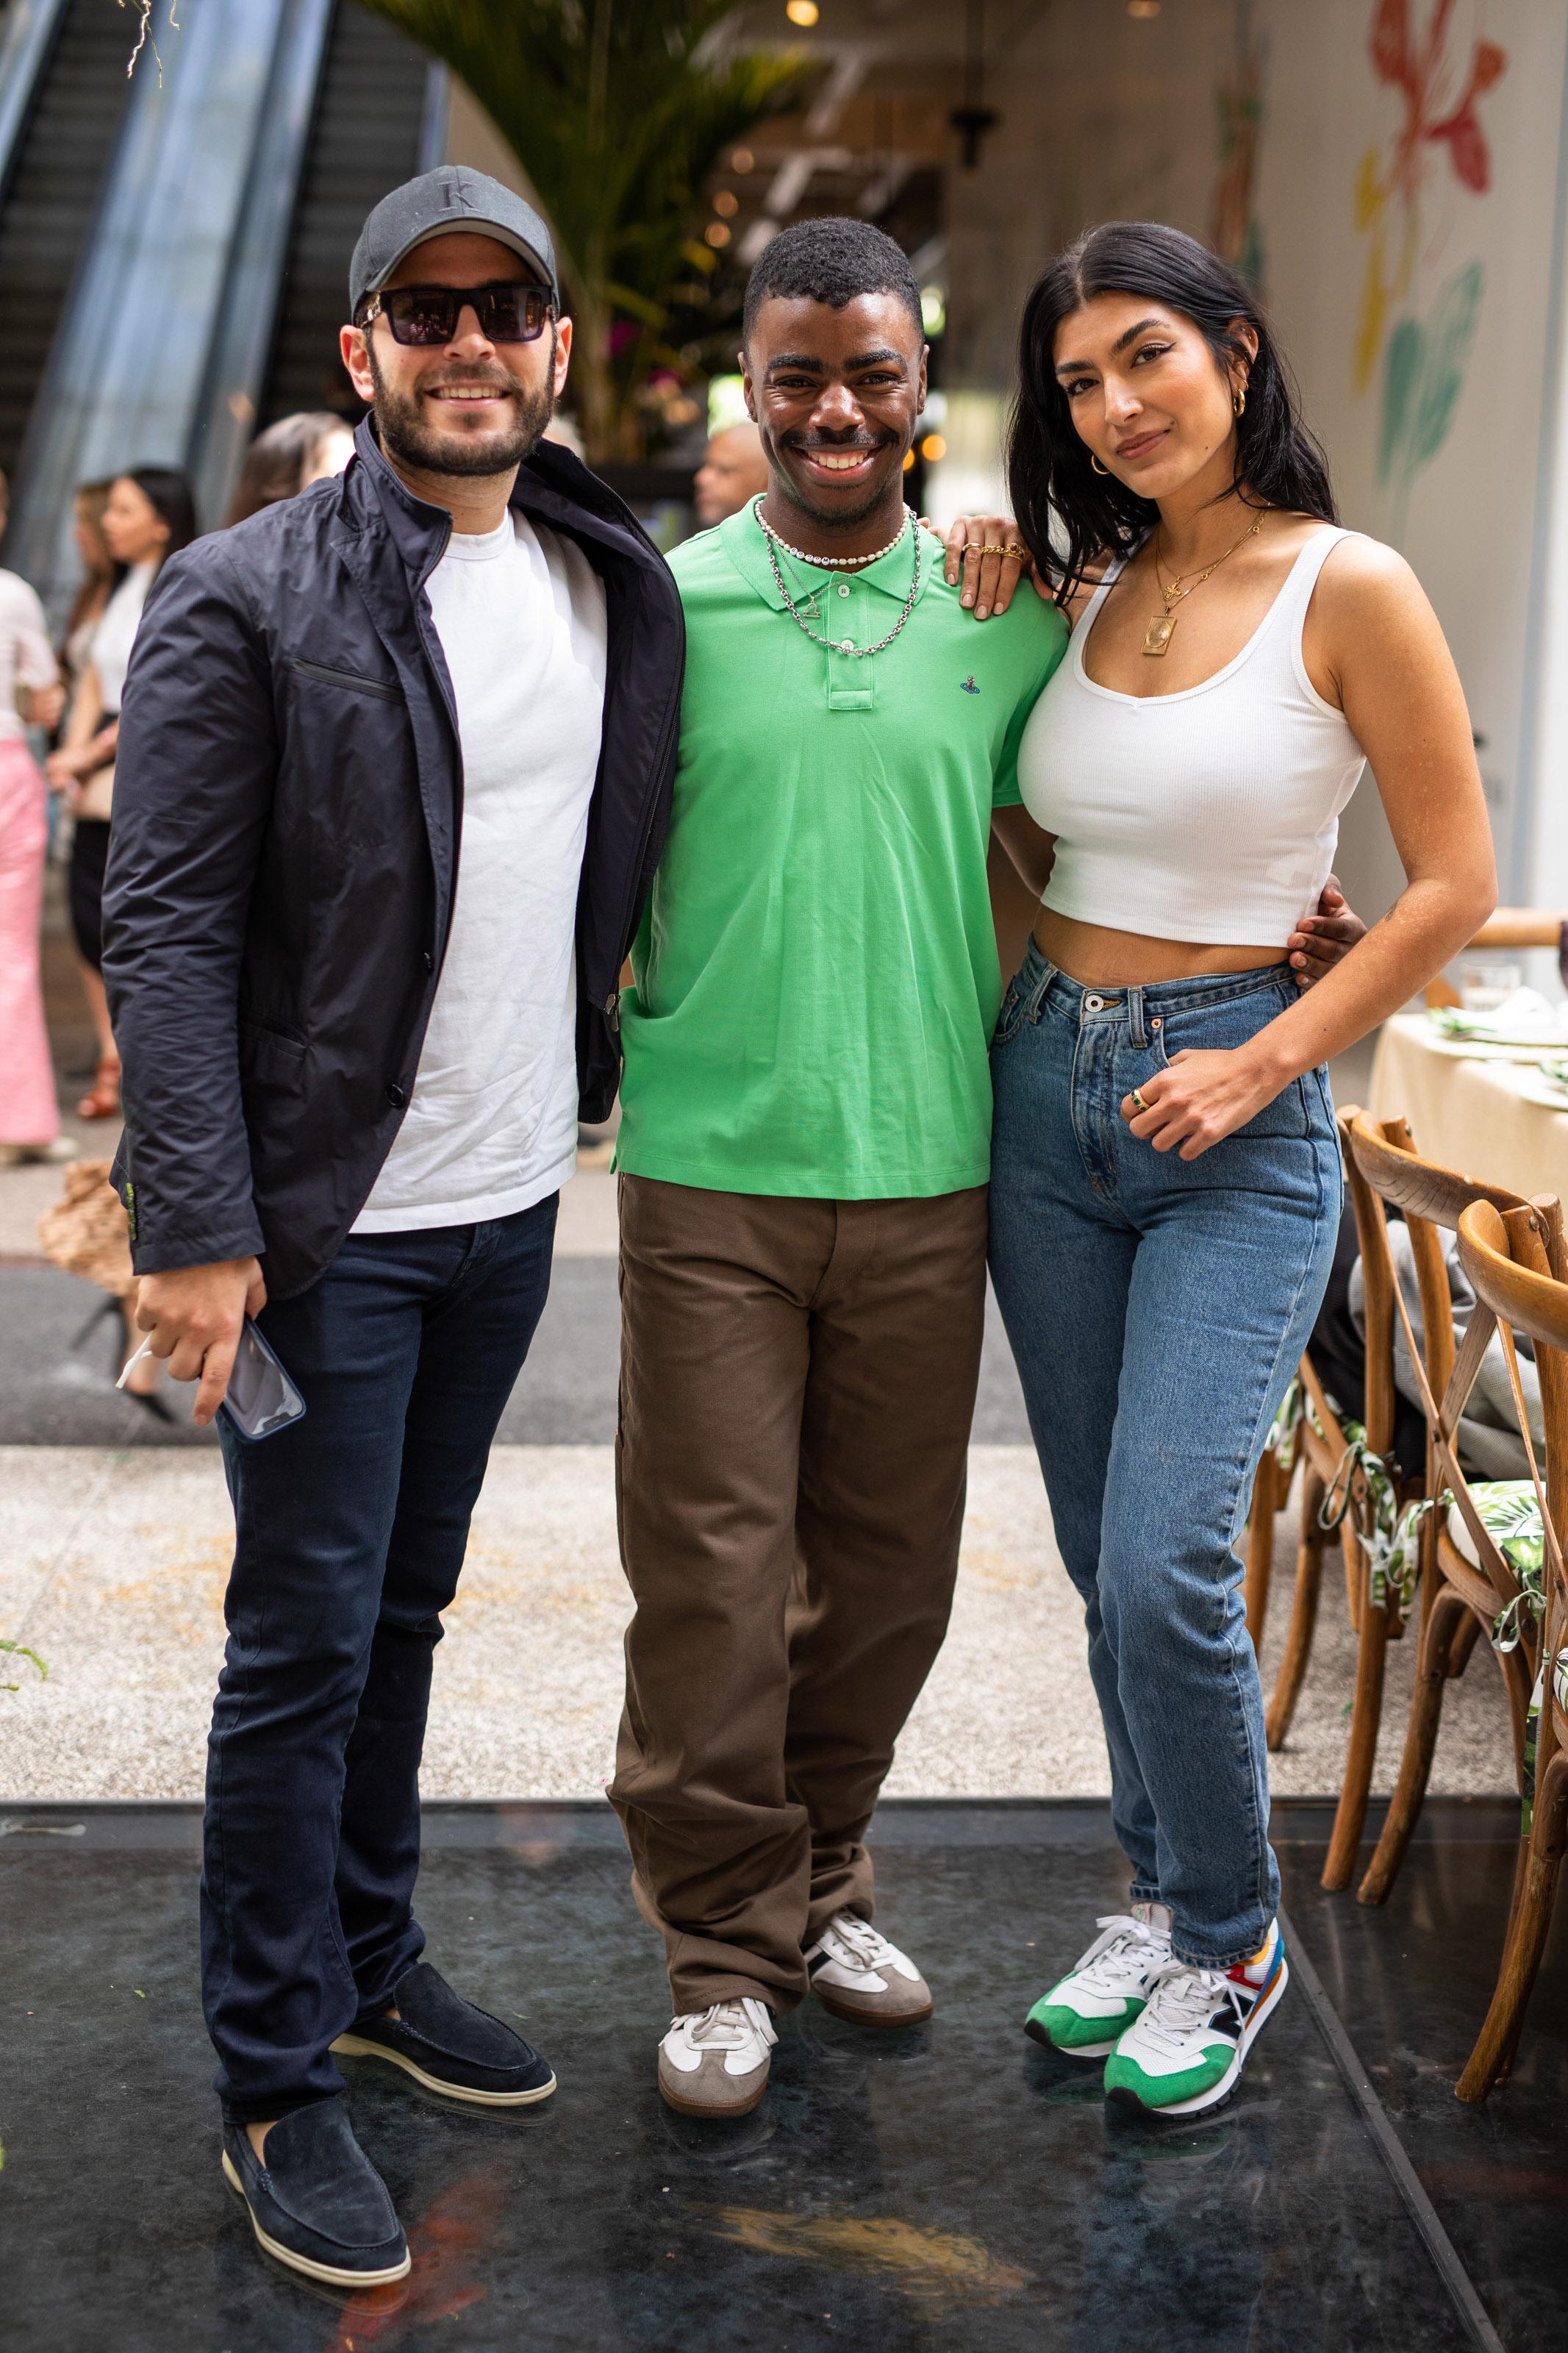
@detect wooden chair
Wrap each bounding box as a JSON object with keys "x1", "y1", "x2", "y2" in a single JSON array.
[
  {"x1": 1244, "y1": 1106, "x2": 1372, "y2": 1682},
  {"x1": 1451, "y1": 1196, "x2": 1568, "y2": 2101},
  {"x1": 1423, "y1": 909, "x2": 1567, "y2": 1008},
  {"x1": 1243, "y1": 1105, "x2": 1423, "y2": 1894},
  {"x1": 1350, "y1": 1112, "x2": 1551, "y2": 1909},
  {"x1": 1242, "y1": 1355, "x2": 1356, "y2": 1740}
]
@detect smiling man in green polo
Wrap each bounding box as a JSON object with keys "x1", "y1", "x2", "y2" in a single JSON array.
[
  {"x1": 614, "y1": 439, "x2": 1053, "y2": 1199},
  {"x1": 606, "y1": 217, "x2": 1067, "y2": 2119}
]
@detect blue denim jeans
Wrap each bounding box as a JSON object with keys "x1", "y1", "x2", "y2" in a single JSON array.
[
  {"x1": 203, "y1": 1198, "x2": 556, "y2": 2118},
  {"x1": 988, "y1": 947, "x2": 1340, "y2": 1965}
]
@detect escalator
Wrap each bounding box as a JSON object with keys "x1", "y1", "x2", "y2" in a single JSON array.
[
  {"x1": 0, "y1": 0, "x2": 438, "y2": 593},
  {"x1": 0, "y1": 0, "x2": 137, "y2": 484},
  {"x1": 261, "y1": 0, "x2": 435, "y2": 425}
]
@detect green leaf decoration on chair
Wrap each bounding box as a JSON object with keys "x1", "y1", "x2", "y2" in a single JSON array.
[
  {"x1": 1265, "y1": 1374, "x2": 1304, "y2": 1473},
  {"x1": 1472, "y1": 1479, "x2": 1547, "y2": 1585},
  {"x1": 1445, "y1": 1479, "x2": 1547, "y2": 1657},
  {"x1": 1310, "y1": 1396, "x2": 1422, "y2": 1615}
]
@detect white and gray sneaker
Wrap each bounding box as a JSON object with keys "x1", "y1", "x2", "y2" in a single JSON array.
[
  {"x1": 803, "y1": 1911, "x2": 933, "y2": 2027},
  {"x1": 657, "y1": 1998, "x2": 777, "y2": 2118},
  {"x1": 1024, "y1": 1902, "x2": 1174, "y2": 2058}
]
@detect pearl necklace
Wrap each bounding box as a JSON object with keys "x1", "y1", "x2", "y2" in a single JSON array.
[
  {"x1": 752, "y1": 496, "x2": 913, "y2": 570},
  {"x1": 764, "y1": 513, "x2": 924, "y2": 660}
]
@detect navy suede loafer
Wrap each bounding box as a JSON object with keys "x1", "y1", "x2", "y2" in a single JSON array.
[
  {"x1": 332, "y1": 1960, "x2": 556, "y2": 2107},
  {"x1": 221, "y1": 2100, "x2": 410, "y2": 2288}
]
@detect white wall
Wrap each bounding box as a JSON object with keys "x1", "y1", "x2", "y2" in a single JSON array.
[
  {"x1": 931, "y1": 0, "x2": 1238, "y2": 519},
  {"x1": 1256, "y1": 0, "x2": 1568, "y2": 918}
]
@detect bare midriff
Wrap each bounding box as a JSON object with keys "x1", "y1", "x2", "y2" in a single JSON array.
[{"x1": 1033, "y1": 907, "x2": 1284, "y2": 988}]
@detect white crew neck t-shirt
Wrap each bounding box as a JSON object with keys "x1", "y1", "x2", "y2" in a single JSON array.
[
  {"x1": 0, "y1": 568, "x2": 57, "y2": 740},
  {"x1": 92, "y1": 559, "x2": 157, "y2": 714},
  {"x1": 353, "y1": 510, "x2": 607, "y2": 1232}
]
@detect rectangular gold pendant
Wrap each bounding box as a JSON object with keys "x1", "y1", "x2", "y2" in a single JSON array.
[{"x1": 1143, "y1": 613, "x2": 1176, "y2": 657}]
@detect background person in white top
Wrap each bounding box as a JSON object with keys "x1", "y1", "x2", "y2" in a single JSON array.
[
  {"x1": 942, "y1": 220, "x2": 1493, "y2": 2129},
  {"x1": 103, "y1": 168, "x2": 684, "y2": 2289},
  {"x1": 46, "y1": 465, "x2": 196, "y2": 1120}
]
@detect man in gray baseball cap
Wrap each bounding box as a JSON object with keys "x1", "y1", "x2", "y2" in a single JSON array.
[
  {"x1": 104, "y1": 160, "x2": 684, "y2": 2289},
  {"x1": 350, "y1": 164, "x2": 559, "y2": 317},
  {"x1": 347, "y1": 165, "x2": 565, "y2": 485}
]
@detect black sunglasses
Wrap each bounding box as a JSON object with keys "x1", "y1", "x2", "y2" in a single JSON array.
[{"x1": 360, "y1": 282, "x2": 554, "y2": 347}]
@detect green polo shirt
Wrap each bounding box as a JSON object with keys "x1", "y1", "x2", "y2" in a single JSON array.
[{"x1": 614, "y1": 504, "x2": 1068, "y2": 1199}]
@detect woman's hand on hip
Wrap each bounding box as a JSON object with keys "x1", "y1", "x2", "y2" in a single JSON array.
[
  {"x1": 1287, "y1": 877, "x2": 1366, "y2": 988},
  {"x1": 1120, "y1": 1048, "x2": 1286, "y2": 1160}
]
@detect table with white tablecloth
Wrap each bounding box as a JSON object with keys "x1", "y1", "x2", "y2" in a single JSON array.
[{"x1": 1365, "y1": 1013, "x2": 1568, "y2": 1199}]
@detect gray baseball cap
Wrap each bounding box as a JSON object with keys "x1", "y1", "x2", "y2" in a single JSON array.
[{"x1": 350, "y1": 166, "x2": 559, "y2": 318}]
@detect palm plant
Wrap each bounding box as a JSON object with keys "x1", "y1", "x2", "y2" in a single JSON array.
[{"x1": 360, "y1": 1, "x2": 802, "y2": 462}]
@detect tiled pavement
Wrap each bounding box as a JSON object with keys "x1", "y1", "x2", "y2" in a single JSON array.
[{"x1": 0, "y1": 1165, "x2": 1514, "y2": 1805}]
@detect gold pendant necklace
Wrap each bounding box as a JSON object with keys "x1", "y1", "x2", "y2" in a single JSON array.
[{"x1": 1143, "y1": 513, "x2": 1263, "y2": 657}]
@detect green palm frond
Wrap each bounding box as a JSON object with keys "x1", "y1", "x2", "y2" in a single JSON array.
[
  {"x1": 1471, "y1": 1479, "x2": 1545, "y2": 1581},
  {"x1": 359, "y1": 1, "x2": 806, "y2": 458}
]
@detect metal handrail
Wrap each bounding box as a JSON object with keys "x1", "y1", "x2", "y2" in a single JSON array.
[{"x1": 0, "y1": 0, "x2": 70, "y2": 215}]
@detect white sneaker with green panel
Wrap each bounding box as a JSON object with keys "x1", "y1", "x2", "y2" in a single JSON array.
[
  {"x1": 1023, "y1": 1902, "x2": 1173, "y2": 2058},
  {"x1": 1103, "y1": 1918, "x2": 1289, "y2": 2116}
]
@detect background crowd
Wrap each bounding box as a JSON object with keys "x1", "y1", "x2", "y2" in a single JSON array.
[{"x1": 0, "y1": 397, "x2": 768, "y2": 1415}]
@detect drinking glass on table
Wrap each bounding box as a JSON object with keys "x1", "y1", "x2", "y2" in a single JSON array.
[{"x1": 1458, "y1": 958, "x2": 1522, "y2": 1014}]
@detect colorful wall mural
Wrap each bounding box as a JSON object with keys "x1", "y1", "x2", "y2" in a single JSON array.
[
  {"x1": 1353, "y1": 0, "x2": 1507, "y2": 538},
  {"x1": 1211, "y1": 5, "x2": 1267, "y2": 289}
]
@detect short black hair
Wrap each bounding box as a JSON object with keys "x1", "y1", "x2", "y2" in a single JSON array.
[{"x1": 742, "y1": 216, "x2": 924, "y2": 341}]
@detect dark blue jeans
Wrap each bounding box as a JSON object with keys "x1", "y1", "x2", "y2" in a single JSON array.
[{"x1": 202, "y1": 1199, "x2": 556, "y2": 2118}]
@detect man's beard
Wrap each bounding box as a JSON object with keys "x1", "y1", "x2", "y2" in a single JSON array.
[{"x1": 369, "y1": 328, "x2": 556, "y2": 477}]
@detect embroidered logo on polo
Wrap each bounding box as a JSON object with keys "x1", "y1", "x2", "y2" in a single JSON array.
[{"x1": 960, "y1": 674, "x2": 979, "y2": 694}]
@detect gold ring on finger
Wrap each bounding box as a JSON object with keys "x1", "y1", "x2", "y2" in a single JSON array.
[{"x1": 1131, "y1": 1089, "x2": 1149, "y2": 1113}]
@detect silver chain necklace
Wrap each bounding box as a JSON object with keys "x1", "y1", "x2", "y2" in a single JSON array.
[
  {"x1": 762, "y1": 508, "x2": 924, "y2": 660},
  {"x1": 753, "y1": 496, "x2": 912, "y2": 570}
]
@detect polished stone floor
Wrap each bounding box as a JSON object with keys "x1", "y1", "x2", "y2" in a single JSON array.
[{"x1": 4, "y1": 1798, "x2": 1560, "y2": 2352}]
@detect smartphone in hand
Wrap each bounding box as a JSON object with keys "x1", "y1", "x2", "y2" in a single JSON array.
[{"x1": 220, "y1": 1318, "x2": 306, "y2": 1442}]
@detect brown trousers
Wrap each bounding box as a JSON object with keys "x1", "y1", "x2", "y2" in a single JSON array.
[{"x1": 609, "y1": 1175, "x2": 989, "y2": 2014}]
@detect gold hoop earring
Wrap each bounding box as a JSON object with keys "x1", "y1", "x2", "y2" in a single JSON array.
[
  {"x1": 1089, "y1": 453, "x2": 1110, "y2": 474},
  {"x1": 1234, "y1": 388, "x2": 1247, "y2": 417}
]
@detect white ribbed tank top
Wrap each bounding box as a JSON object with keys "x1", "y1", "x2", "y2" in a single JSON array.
[{"x1": 1015, "y1": 526, "x2": 1367, "y2": 947}]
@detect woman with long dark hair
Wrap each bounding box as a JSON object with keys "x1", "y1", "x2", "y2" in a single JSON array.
[
  {"x1": 61, "y1": 479, "x2": 117, "y2": 685},
  {"x1": 47, "y1": 465, "x2": 195, "y2": 1119},
  {"x1": 223, "y1": 411, "x2": 354, "y2": 526},
  {"x1": 951, "y1": 221, "x2": 1493, "y2": 2115}
]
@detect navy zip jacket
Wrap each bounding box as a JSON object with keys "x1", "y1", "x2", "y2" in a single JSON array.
[{"x1": 102, "y1": 418, "x2": 684, "y2": 1299}]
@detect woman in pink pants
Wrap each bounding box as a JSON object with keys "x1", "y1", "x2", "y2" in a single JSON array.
[{"x1": 0, "y1": 470, "x2": 65, "y2": 1159}]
